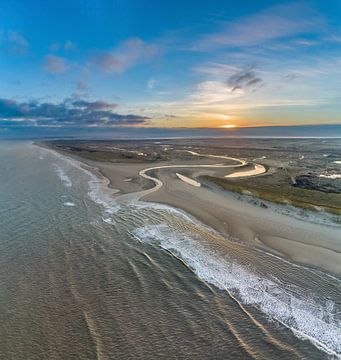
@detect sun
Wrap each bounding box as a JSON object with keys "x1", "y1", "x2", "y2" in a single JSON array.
[{"x1": 218, "y1": 124, "x2": 237, "y2": 129}]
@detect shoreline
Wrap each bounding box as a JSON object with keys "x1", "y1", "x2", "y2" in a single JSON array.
[
  {"x1": 39, "y1": 143, "x2": 341, "y2": 276},
  {"x1": 139, "y1": 167, "x2": 341, "y2": 275}
]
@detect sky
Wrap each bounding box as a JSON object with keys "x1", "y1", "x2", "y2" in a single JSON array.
[{"x1": 0, "y1": 0, "x2": 341, "y2": 136}]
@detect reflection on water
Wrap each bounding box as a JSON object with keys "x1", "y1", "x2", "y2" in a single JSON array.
[{"x1": 0, "y1": 142, "x2": 339, "y2": 359}]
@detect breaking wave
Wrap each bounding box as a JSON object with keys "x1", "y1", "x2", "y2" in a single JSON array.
[
  {"x1": 63, "y1": 202, "x2": 75, "y2": 207},
  {"x1": 54, "y1": 165, "x2": 72, "y2": 187},
  {"x1": 40, "y1": 145, "x2": 120, "y2": 221},
  {"x1": 86, "y1": 170, "x2": 120, "y2": 222},
  {"x1": 134, "y1": 223, "x2": 341, "y2": 357}
]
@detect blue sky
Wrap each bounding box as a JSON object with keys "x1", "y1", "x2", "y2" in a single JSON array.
[{"x1": 0, "y1": 0, "x2": 340, "y2": 134}]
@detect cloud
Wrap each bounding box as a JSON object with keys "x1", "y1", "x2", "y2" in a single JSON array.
[
  {"x1": 191, "y1": 63, "x2": 263, "y2": 104},
  {"x1": 71, "y1": 99, "x2": 118, "y2": 111},
  {"x1": 43, "y1": 55, "x2": 68, "y2": 73},
  {"x1": 0, "y1": 98, "x2": 149, "y2": 127},
  {"x1": 90, "y1": 37, "x2": 157, "y2": 74},
  {"x1": 64, "y1": 40, "x2": 76, "y2": 51},
  {"x1": 70, "y1": 92, "x2": 90, "y2": 100},
  {"x1": 194, "y1": 63, "x2": 242, "y2": 77},
  {"x1": 48, "y1": 40, "x2": 76, "y2": 52},
  {"x1": 227, "y1": 67, "x2": 264, "y2": 93},
  {"x1": 194, "y1": 2, "x2": 323, "y2": 50},
  {"x1": 147, "y1": 79, "x2": 157, "y2": 90},
  {"x1": 48, "y1": 43, "x2": 60, "y2": 52},
  {"x1": 190, "y1": 81, "x2": 242, "y2": 105},
  {"x1": 77, "y1": 81, "x2": 88, "y2": 90},
  {"x1": 2, "y1": 31, "x2": 29, "y2": 54}
]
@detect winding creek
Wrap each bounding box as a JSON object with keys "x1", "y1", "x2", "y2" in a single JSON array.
[{"x1": 138, "y1": 151, "x2": 265, "y2": 193}]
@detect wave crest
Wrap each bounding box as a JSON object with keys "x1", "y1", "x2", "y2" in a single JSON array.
[{"x1": 134, "y1": 223, "x2": 341, "y2": 357}]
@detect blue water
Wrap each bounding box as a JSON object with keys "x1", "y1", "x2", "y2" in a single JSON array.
[{"x1": 1, "y1": 124, "x2": 341, "y2": 140}]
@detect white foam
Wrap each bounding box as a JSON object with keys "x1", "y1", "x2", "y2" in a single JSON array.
[
  {"x1": 54, "y1": 165, "x2": 72, "y2": 187},
  {"x1": 87, "y1": 172, "x2": 120, "y2": 217},
  {"x1": 63, "y1": 202, "x2": 75, "y2": 207},
  {"x1": 320, "y1": 174, "x2": 341, "y2": 179},
  {"x1": 102, "y1": 216, "x2": 115, "y2": 224},
  {"x1": 134, "y1": 223, "x2": 341, "y2": 357},
  {"x1": 334, "y1": 161, "x2": 341, "y2": 165},
  {"x1": 38, "y1": 145, "x2": 120, "y2": 218}
]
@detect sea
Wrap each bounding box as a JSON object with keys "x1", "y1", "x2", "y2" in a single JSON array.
[{"x1": 0, "y1": 141, "x2": 340, "y2": 359}]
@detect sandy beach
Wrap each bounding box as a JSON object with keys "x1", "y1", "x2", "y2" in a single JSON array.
[
  {"x1": 142, "y1": 168, "x2": 341, "y2": 274},
  {"x1": 55, "y1": 153, "x2": 340, "y2": 275}
]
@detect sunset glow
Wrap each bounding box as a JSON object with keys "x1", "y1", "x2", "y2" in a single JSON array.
[
  {"x1": 0, "y1": 0, "x2": 340, "y2": 135},
  {"x1": 218, "y1": 124, "x2": 237, "y2": 129}
]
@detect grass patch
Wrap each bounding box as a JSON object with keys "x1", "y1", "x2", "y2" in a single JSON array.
[{"x1": 202, "y1": 175, "x2": 341, "y2": 215}]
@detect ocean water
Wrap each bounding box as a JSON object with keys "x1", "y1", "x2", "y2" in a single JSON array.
[{"x1": 0, "y1": 141, "x2": 340, "y2": 359}]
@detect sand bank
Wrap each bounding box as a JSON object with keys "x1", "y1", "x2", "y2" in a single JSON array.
[
  {"x1": 225, "y1": 164, "x2": 266, "y2": 178},
  {"x1": 176, "y1": 173, "x2": 201, "y2": 187}
]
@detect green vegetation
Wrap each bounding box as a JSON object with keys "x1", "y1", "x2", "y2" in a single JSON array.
[
  {"x1": 202, "y1": 175, "x2": 341, "y2": 215},
  {"x1": 64, "y1": 149, "x2": 147, "y2": 163},
  {"x1": 45, "y1": 141, "x2": 170, "y2": 163}
]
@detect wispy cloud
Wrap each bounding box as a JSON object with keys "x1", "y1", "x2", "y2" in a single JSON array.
[
  {"x1": 194, "y1": 63, "x2": 242, "y2": 77},
  {"x1": 90, "y1": 38, "x2": 157, "y2": 74},
  {"x1": 64, "y1": 40, "x2": 76, "y2": 51},
  {"x1": 147, "y1": 78, "x2": 157, "y2": 90},
  {"x1": 1, "y1": 31, "x2": 29, "y2": 55},
  {"x1": 0, "y1": 98, "x2": 149, "y2": 127},
  {"x1": 77, "y1": 81, "x2": 88, "y2": 90},
  {"x1": 194, "y1": 2, "x2": 323, "y2": 50},
  {"x1": 43, "y1": 55, "x2": 68, "y2": 74},
  {"x1": 190, "y1": 81, "x2": 242, "y2": 105},
  {"x1": 48, "y1": 40, "x2": 77, "y2": 52},
  {"x1": 191, "y1": 64, "x2": 264, "y2": 104}
]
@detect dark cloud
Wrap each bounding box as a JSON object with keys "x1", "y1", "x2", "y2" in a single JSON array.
[
  {"x1": 163, "y1": 114, "x2": 177, "y2": 119},
  {"x1": 0, "y1": 98, "x2": 149, "y2": 128},
  {"x1": 71, "y1": 100, "x2": 118, "y2": 111},
  {"x1": 227, "y1": 68, "x2": 264, "y2": 93},
  {"x1": 283, "y1": 73, "x2": 301, "y2": 81}
]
